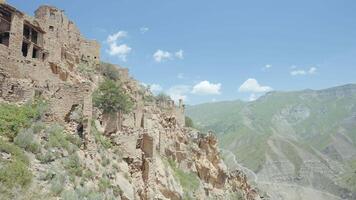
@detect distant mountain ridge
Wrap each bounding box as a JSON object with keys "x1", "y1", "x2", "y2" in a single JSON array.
[{"x1": 187, "y1": 84, "x2": 356, "y2": 200}]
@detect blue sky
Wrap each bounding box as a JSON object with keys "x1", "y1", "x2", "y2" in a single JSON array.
[{"x1": 11, "y1": 0, "x2": 356, "y2": 104}]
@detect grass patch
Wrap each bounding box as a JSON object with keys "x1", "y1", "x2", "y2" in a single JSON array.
[
  {"x1": 0, "y1": 139, "x2": 32, "y2": 188},
  {"x1": 64, "y1": 154, "x2": 83, "y2": 177},
  {"x1": 166, "y1": 159, "x2": 200, "y2": 198},
  {"x1": 91, "y1": 121, "x2": 112, "y2": 149}
]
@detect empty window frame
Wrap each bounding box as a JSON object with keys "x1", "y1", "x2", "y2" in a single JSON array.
[
  {"x1": 23, "y1": 24, "x2": 30, "y2": 40},
  {"x1": 22, "y1": 42, "x2": 29, "y2": 57},
  {"x1": 23, "y1": 24, "x2": 40, "y2": 45},
  {"x1": 0, "y1": 32, "x2": 9, "y2": 46},
  {"x1": 31, "y1": 29, "x2": 38, "y2": 44},
  {"x1": 0, "y1": 7, "x2": 12, "y2": 47},
  {"x1": 32, "y1": 47, "x2": 39, "y2": 58}
]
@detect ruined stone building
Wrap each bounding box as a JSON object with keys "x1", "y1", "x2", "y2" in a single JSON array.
[
  {"x1": 0, "y1": 3, "x2": 260, "y2": 200},
  {"x1": 0, "y1": 2, "x2": 185, "y2": 129}
]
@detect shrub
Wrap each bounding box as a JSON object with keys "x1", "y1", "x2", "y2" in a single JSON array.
[
  {"x1": 0, "y1": 139, "x2": 32, "y2": 188},
  {"x1": 91, "y1": 121, "x2": 112, "y2": 149},
  {"x1": 61, "y1": 189, "x2": 79, "y2": 200},
  {"x1": 101, "y1": 156, "x2": 110, "y2": 167},
  {"x1": 32, "y1": 121, "x2": 46, "y2": 134},
  {"x1": 14, "y1": 128, "x2": 41, "y2": 154},
  {"x1": 66, "y1": 134, "x2": 83, "y2": 148},
  {"x1": 0, "y1": 103, "x2": 39, "y2": 140},
  {"x1": 0, "y1": 139, "x2": 29, "y2": 164},
  {"x1": 92, "y1": 79, "x2": 133, "y2": 114},
  {"x1": 64, "y1": 154, "x2": 83, "y2": 177},
  {"x1": 156, "y1": 93, "x2": 171, "y2": 102},
  {"x1": 185, "y1": 116, "x2": 194, "y2": 128},
  {"x1": 50, "y1": 173, "x2": 65, "y2": 195},
  {"x1": 46, "y1": 125, "x2": 77, "y2": 153},
  {"x1": 36, "y1": 151, "x2": 56, "y2": 164},
  {"x1": 99, "y1": 62, "x2": 120, "y2": 81},
  {"x1": 98, "y1": 177, "x2": 111, "y2": 192}
]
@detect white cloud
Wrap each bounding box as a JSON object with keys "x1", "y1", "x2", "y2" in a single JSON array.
[
  {"x1": 106, "y1": 31, "x2": 132, "y2": 61},
  {"x1": 192, "y1": 80, "x2": 221, "y2": 95},
  {"x1": 290, "y1": 70, "x2": 307, "y2": 76},
  {"x1": 177, "y1": 73, "x2": 184, "y2": 79},
  {"x1": 175, "y1": 50, "x2": 184, "y2": 59},
  {"x1": 167, "y1": 85, "x2": 191, "y2": 102},
  {"x1": 140, "y1": 27, "x2": 149, "y2": 34},
  {"x1": 249, "y1": 93, "x2": 258, "y2": 101},
  {"x1": 262, "y1": 64, "x2": 272, "y2": 71},
  {"x1": 290, "y1": 67, "x2": 317, "y2": 76},
  {"x1": 153, "y1": 49, "x2": 184, "y2": 62},
  {"x1": 153, "y1": 50, "x2": 172, "y2": 62},
  {"x1": 150, "y1": 84, "x2": 163, "y2": 94},
  {"x1": 309, "y1": 67, "x2": 317, "y2": 74},
  {"x1": 238, "y1": 78, "x2": 273, "y2": 93}
]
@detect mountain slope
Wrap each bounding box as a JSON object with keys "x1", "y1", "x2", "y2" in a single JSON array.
[{"x1": 187, "y1": 84, "x2": 356, "y2": 199}]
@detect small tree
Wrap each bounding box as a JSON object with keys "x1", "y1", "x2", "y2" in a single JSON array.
[
  {"x1": 92, "y1": 79, "x2": 132, "y2": 114},
  {"x1": 185, "y1": 116, "x2": 194, "y2": 128},
  {"x1": 156, "y1": 93, "x2": 171, "y2": 102},
  {"x1": 99, "y1": 62, "x2": 120, "y2": 81}
]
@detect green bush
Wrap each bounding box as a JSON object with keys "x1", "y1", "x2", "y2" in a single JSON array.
[
  {"x1": 36, "y1": 151, "x2": 56, "y2": 164},
  {"x1": 61, "y1": 189, "x2": 79, "y2": 200},
  {"x1": 0, "y1": 139, "x2": 32, "y2": 188},
  {"x1": 50, "y1": 173, "x2": 65, "y2": 195},
  {"x1": 98, "y1": 177, "x2": 111, "y2": 192},
  {"x1": 156, "y1": 93, "x2": 171, "y2": 102},
  {"x1": 99, "y1": 62, "x2": 120, "y2": 81},
  {"x1": 0, "y1": 139, "x2": 29, "y2": 165},
  {"x1": 93, "y1": 79, "x2": 133, "y2": 114},
  {"x1": 46, "y1": 125, "x2": 77, "y2": 153},
  {"x1": 0, "y1": 103, "x2": 41, "y2": 140},
  {"x1": 64, "y1": 154, "x2": 83, "y2": 177},
  {"x1": 91, "y1": 121, "x2": 112, "y2": 149},
  {"x1": 14, "y1": 128, "x2": 41, "y2": 154},
  {"x1": 185, "y1": 116, "x2": 194, "y2": 128}
]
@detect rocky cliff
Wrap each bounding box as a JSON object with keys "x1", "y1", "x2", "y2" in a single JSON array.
[{"x1": 0, "y1": 3, "x2": 260, "y2": 200}]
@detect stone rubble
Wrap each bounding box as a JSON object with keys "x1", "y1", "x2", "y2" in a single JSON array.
[{"x1": 0, "y1": 2, "x2": 261, "y2": 200}]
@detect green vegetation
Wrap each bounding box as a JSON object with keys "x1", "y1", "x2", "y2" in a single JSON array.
[
  {"x1": 14, "y1": 128, "x2": 41, "y2": 154},
  {"x1": 78, "y1": 63, "x2": 96, "y2": 77},
  {"x1": 100, "y1": 62, "x2": 120, "y2": 81},
  {"x1": 0, "y1": 139, "x2": 32, "y2": 188},
  {"x1": 98, "y1": 177, "x2": 111, "y2": 192},
  {"x1": 0, "y1": 101, "x2": 45, "y2": 140},
  {"x1": 93, "y1": 79, "x2": 133, "y2": 114},
  {"x1": 64, "y1": 154, "x2": 83, "y2": 177},
  {"x1": 50, "y1": 173, "x2": 66, "y2": 195},
  {"x1": 91, "y1": 121, "x2": 112, "y2": 149},
  {"x1": 165, "y1": 159, "x2": 200, "y2": 198},
  {"x1": 46, "y1": 125, "x2": 76, "y2": 153},
  {"x1": 185, "y1": 116, "x2": 194, "y2": 128},
  {"x1": 187, "y1": 84, "x2": 356, "y2": 174},
  {"x1": 156, "y1": 92, "x2": 171, "y2": 102}
]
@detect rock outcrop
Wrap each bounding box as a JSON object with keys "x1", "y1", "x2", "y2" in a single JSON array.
[{"x1": 0, "y1": 2, "x2": 261, "y2": 200}]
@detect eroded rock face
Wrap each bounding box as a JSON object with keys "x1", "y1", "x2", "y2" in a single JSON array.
[{"x1": 0, "y1": 2, "x2": 261, "y2": 200}]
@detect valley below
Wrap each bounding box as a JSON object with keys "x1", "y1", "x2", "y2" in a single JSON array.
[{"x1": 187, "y1": 84, "x2": 356, "y2": 200}]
